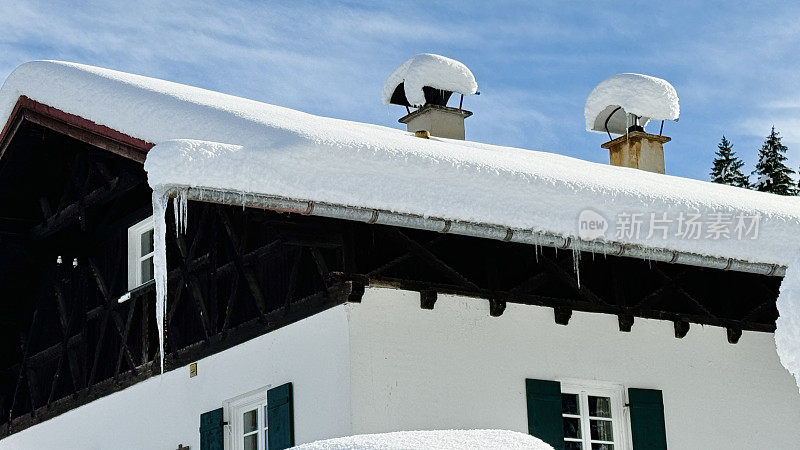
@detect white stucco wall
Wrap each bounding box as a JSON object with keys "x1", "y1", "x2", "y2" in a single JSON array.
[
  {"x1": 0, "y1": 306, "x2": 352, "y2": 450},
  {"x1": 4, "y1": 287, "x2": 799, "y2": 449},
  {"x1": 348, "y1": 287, "x2": 800, "y2": 449}
]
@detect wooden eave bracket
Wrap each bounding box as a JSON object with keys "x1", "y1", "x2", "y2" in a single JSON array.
[
  {"x1": 726, "y1": 327, "x2": 742, "y2": 344},
  {"x1": 673, "y1": 320, "x2": 690, "y2": 339},
  {"x1": 554, "y1": 307, "x2": 572, "y2": 326},
  {"x1": 618, "y1": 313, "x2": 634, "y2": 332},
  {"x1": 420, "y1": 290, "x2": 437, "y2": 310},
  {"x1": 489, "y1": 299, "x2": 506, "y2": 317}
]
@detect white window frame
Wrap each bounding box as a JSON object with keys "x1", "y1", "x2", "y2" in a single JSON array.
[
  {"x1": 224, "y1": 386, "x2": 271, "y2": 450},
  {"x1": 559, "y1": 380, "x2": 631, "y2": 450},
  {"x1": 127, "y1": 216, "x2": 155, "y2": 290}
]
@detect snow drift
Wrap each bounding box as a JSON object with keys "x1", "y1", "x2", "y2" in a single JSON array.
[
  {"x1": 382, "y1": 54, "x2": 478, "y2": 107},
  {"x1": 291, "y1": 429, "x2": 553, "y2": 450},
  {"x1": 776, "y1": 249, "x2": 800, "y2": 393},
  {"x1": 585, "y1": 73, "x2": 679, "y2": 135}
]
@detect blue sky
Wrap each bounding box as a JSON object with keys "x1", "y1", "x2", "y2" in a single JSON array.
[{"x1": 1, "y1": 1, "x2": 799, "y2": 181}]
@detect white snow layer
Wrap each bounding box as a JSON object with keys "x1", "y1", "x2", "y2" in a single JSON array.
[
  {"x1": 776, "y1": 248, "x2": 800, "y2": 393},
  {"x1": 382, "y1": 54, "x2": 478, "y2": 107},
  {"x1": 585, "y1": 73, "x2": 680, "y2": 134},
  {"x1": 291, "y1": 430, "x2": 553, "y2": 450}
]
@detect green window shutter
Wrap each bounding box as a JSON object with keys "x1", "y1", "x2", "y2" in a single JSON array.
[
  {"x1": 267, "y1": 382, "x2": 295, "y2": 450},
  {"x1": 199, "y1": 407, "x2": 224, "y2": 450},
  {"x1": 525, "y1": 379, "x2": 565, "y2": 450},
  {"x1": 628, "y1": 388, "x2": 667, "y2": 449}
]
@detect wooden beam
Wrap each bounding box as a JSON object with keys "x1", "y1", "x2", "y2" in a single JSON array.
[
  {"x1": 554, "y1": 306, "x2": 572, "y2": 325},
  {"x1": 489, "y1": 299, "x2": 506, "y2": 317},
  {"x1": 727, "y1": 327, "x2": 742, "y2": 344},
  {"x1": 217, "y1": 208, "x2": 271, "y2": 318},
  {"x1": 382, "y1": 228, "x2": 480, "y2": 291},
  {"x1": 348, "y1": 280, "x2": 365, "y2": 303},
  {"x1": 618, "y1": 314, "x2": 634, "y2": 332},
  {"x1": 674, "y1": 320, "x2": 690, "y2": 339},
  {"x1": 30, "y1": 173, "x2": 144, "y2": 240},
  {"x1": 420, "y1": 290, "x2": 437, "y2": 310}
]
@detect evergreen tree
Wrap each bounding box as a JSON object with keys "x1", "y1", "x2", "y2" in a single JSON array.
[
  {"x1": 710, "y1": 136, "x2": 750, "y2": 188},
  {"x1": 752, "y1": 126, "x2": 796, "y2": 195}
]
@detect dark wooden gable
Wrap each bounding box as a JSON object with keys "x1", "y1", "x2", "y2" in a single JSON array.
[
  {"x1": 0, "y1": 103, "x2": 155, "y2": 436},
  {"x1": 0, "y1": 96, "x2": 784, "y2": 438}
]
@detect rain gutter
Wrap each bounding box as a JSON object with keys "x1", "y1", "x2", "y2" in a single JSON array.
[{"x1": 168, "y1": 186, "x2": 786, "y2": 278}]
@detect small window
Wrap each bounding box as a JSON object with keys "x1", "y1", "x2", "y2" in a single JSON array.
[
  {"x1": 227, "y1": 388, "x2": 270, "y2": 450},
  {"x1": 561, "y1": 382, "x2": 628, "y2": 450},
  {"x1": 127, "y1": 216, "x2": 155, "y2": 290}
]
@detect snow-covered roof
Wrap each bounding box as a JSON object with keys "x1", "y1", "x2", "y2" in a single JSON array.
[
  {"x1": 1, "y1": 61, "x2": 799, "y2": 269},
  {"x1": 585, "y1": 73, "x2": 680, "y2": 135},
  {"x1": 382, "y1": 54, "x2": 477, "y2": 107},
  {"x1": 291, "y1": 430, "x2": 552, "y2": 450}
]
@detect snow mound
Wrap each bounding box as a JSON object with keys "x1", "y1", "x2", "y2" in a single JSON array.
[
  {"x1": 382, "y1": 54, "x2": 477, "y2": 107},
  {"x1": 292, "y1": 430, "x2": 553, "y2": 450},
  {"x1": 585, "y1": 73, "x2": 679, "y2": 135},
  {"x1": 776, "y1": 248, "x2": 800, "y2": 393}
]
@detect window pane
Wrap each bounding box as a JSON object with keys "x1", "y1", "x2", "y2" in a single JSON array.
[
  {"x1": 588, "y1": 396, "x2": 612, "y2": 418},
  {"x1": 563, "y1": 417, "x2": 581, "y2": 439},
  {"x1": 243, "y1": 434, "x2": 257, "y2": 450},
  {"x1": 561, "y1": 393, "x2": 580, "y2": 415},
  {"x1": 565, "y1": 442, "x2": 583, "y2": 450},
  {"x1": 591, "y1": 444, "x2": 613, "y2": 450},
  {"x1": 243, "y1": 409, "x2": 258, "y2": 433},
  {"x1": 141, "y1": 229, "x2": 154, "y2": 255},
  {"x1": 590, "y1": 419, "x2": 614, "y2": 441},
  {"x1": 141, "y1": 257, "x2": 154, "y2": 283}
]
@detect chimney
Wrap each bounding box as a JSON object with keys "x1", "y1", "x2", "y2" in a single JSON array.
[
  {"x1": 399, "y1": 104, "x2": 472, "y2": 140},
  {"x1": 585, "y1": 73, "x2": 680, "y2": 173},
  {"x1": 601, "y1": 131, "x2": 670, "y2": 174},
  {"x1": 383, "y1": 54, "x2": 478, "y2": 141}
]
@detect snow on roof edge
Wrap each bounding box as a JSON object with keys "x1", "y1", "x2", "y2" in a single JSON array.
[{"x1": 2, "y1": 60, "x2": 800, "y2": 268}]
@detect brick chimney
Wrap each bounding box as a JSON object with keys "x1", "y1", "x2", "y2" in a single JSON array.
[
  {"x1": 399, "y1": 104, "x2": 472, "y2": 140},
  {"x1": 601, "y1": 131, "x2": 670, "y2": 174},
  {"x1": 601, "y1": 131, "x2": 671, "y2": 173}
]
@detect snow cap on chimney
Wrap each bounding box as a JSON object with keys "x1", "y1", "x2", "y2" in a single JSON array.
[{"x1": 585, "y1": 73, "x2": 679, "y2": 173}]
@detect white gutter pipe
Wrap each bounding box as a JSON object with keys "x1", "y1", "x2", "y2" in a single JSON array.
[{"x1": 171, "y1": 187, "x2": 785, "y2": 278}]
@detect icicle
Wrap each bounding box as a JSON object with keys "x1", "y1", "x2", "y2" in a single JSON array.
[
  {"x1": 572, "y1": 247, "x2": 581, "y2": 288},
  {"x1": 172, "y1": 188, "x2": 189, "y2": 237},
  {"x1": 172, "y1": 196, "x2": 179, "y2": 238},
  {"x1": 152, "y1": 187, "x2": 170, "y2": 373}
]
